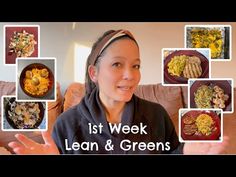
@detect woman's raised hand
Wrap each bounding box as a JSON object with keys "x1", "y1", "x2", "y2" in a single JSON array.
[
  {"x1": 183, "y1": 136, "x2": 229, "y2": 155},
  {"x1": 8, "y1": 131, "x2": 60, "y2": 155}
]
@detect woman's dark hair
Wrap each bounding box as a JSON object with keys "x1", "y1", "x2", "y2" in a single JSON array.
[{"x1": 85, "y1": 30, "x2": 138, "y2": 94}]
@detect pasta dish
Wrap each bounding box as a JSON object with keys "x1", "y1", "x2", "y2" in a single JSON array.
[{"x1": 6, "y1": 99, "x2": 42, "y2": 129}]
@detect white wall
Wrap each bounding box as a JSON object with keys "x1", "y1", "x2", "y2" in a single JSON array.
[{"x1": 0, "y1": 22, "x2": 235, "y2": 94}]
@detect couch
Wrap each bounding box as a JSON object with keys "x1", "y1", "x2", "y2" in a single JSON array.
[{"x1": 0, "y1": 81, "x2": 235, "y2": 154}]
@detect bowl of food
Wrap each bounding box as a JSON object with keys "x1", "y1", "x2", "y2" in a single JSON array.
[
  {"x1": 4, "y1": 97, "x2": 45, "y2": 129},
  {"x1": 164, "y1": 50, "x2": 209, "y2": 84},
  {"x1": 181, "y1": 110, "x2": 221, "y2": 141},
  {"x1": 19, "y1": 63, "x2": 54, "y2": 98},
  {"x1": 190, "y1": 80, "x2": 232, "y2": 111}
]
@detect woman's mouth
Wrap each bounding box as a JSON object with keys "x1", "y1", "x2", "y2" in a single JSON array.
[{"x1": 117, "y1": 86, "x2": 132, "y2": 91}]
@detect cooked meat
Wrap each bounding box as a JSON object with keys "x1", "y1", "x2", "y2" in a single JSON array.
[
  {"x1": 183, "y1": 116, "x2": 195, "y2": 125},
  {"x1": 183, "y1": 64, "x2": 190, "y2": 78},
  {"x1": 183, "y1": 62, "x2": 202, "y2": 78},
  {"x1": 183, "y1": 124, "x2": 198, "y2": 136},
  {"x1": 212, "y1": 85, "x2": 229, "y2": 109},
  {"x1": 182, "y1": 55, "x2": 202, "y2": 78},
  {"x1": 193, "y1": 64, "x2": 200, "y2": 77},
  {"x1": 188, "y1": 56, "x2": 201, "y2": 64}
]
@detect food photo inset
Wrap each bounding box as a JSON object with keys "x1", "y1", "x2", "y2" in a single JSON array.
[
  {"x1": 162, "y1": 48, "x2": 210, "y2": 85},
  {"x1": 3, "y1": 25, "x2": 40, "y2": 65},
  {"x1": 179, "y1": 109, "x2": 222, "y2": 142},
  {"x1": 16, "y1": 58, "x2": 56, "y2": 102},
  {"x1": 185, "y1": 25, "x2": 231, "y2": 60},
  {"x1": 189, "y1": 79, "x2": 233, "y2": 113},
  {"x1": 1, "y1": 96, "x2": 47, "y2": 131}
]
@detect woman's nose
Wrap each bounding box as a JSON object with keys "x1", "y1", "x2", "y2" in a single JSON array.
[{"x1": 123, "y1": 68, "x2": 135, "y2": 80}]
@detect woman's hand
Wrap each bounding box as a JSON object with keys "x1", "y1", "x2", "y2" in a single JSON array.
[
  {"x1": 8, "y1": 131, "x2": 60, "y2": 155},
  {"x1": 183, "y1": 136, "x2": 229, "y2": 155}
]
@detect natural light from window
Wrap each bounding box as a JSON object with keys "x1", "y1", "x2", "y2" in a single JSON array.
[{"x1": 74, "y1": 43, "x2": 91, "y2": 83}]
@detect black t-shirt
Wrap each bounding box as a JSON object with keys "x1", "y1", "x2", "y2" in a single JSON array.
[{"x1": 52, "y1": 88, "x2": 183, "y2": 154}]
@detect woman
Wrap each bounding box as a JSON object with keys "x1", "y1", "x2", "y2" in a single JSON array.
[{"x1": 8, "y1": 29, "x2": 229, "y2": 154}]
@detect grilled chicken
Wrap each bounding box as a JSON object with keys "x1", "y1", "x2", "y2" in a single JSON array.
[{"x1": 183, "y1": 62, "x2": 202, "y2": 78}]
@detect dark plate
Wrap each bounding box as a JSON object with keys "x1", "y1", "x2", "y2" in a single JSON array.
[
  {"x1": 181, "y1": 110, "x2": 221, "y2": 140},
  {"x1": 190, "y1": 80, "x2": 232, "y2": 111},
  {"x1": 5, "y1": 26, "x2": 38, "y2": 64},
  {"x1": 164, "y1": 50, "x2": 209, "y2": 84},
  {"x1": 5, "y1": 97, "x2": 45, "y2": 129},
  {"x1": 19, "y1": 63, "x2": 54, "y2": 98}
]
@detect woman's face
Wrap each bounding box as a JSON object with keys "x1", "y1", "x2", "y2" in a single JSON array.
[{"x1": 95, "y1": 38, "x2": 141, "y2": 103}]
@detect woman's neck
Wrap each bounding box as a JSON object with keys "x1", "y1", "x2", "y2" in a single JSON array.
[{"x1": 99, "y1": 93, "x2": 125, "y2": 124}]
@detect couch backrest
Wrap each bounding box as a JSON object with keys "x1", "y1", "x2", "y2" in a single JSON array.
[{"x1": 134, "y1": 84, "x2": 184, "y2": 118}]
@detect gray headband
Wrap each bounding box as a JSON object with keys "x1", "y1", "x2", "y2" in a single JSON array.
[{"x1": 89, "y1": 29, "x2": 137, "y2": 65}]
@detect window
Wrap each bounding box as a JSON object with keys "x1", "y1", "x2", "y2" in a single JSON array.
[{"x1": 74, "y1": 44, "x2": 91, "y2": 83}]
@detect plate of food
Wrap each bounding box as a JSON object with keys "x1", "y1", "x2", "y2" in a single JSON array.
[
  {"x1": 4, "y1": 97, "x2": 45, "y2": 129},
  {"x1": 181, "y1": 110, "x2": 221, "y2": 141},
  {"x1": 190, "y1": 80, "x2": 232, "y2": 111},
  {"x1": 5, "y1": 26, "x2": 38, "y2": 64},
  {"x1": 19, "y1": 63, "x2": 54, "y2": 98},
  {"x1": 164, "y1": 50, "x2": 209, "y2": 84}
]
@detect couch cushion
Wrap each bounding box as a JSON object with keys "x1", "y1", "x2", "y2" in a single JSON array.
[{"x1": 134, "y1": 84, "x2": 184, "y2": 119}]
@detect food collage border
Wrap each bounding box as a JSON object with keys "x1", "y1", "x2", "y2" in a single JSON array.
[
  {"x1": 1, "y1": 24, "x2": 57, "y2": 131},
  {"x1": 161, "y1": 24, "x2": 233, "y2": 143}
]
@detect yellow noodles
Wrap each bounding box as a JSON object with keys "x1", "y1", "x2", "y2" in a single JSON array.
[
  {"x1": 167, "y1": 55, "x2": 188, "y2": 77},
  {"x1": 194, "y1": 85, "x2": 213, "y2": 108},
  {"x1": 195, "y1": 114, "x2": 214, "y2": 136}
]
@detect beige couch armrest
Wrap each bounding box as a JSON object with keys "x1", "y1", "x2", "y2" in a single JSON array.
[{"x1": 63, "y1": 82, "x2": 85, "y2": 112}]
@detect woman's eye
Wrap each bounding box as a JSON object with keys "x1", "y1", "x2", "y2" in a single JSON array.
[
  {"x1": 112, "y1": 62, "x2": 121, "y2": 67},
  {"x1": 133, "y1": 64, "x2": 140, "y2": 69}
]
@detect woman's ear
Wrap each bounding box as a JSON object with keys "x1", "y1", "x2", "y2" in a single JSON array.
[{"x1": 88, "y1": 65, "x2": 97, "y2": 82}]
